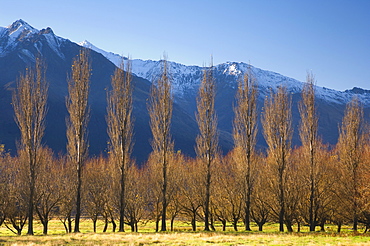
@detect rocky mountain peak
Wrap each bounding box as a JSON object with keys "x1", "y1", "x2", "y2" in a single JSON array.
[{"x1": 7, "y1": 19, "x2": 38, "y2": 40}]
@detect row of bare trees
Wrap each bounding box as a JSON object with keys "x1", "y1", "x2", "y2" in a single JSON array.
[
  {"x1": 1, "y1": 139, "x2": 369, "y2": 234},
  {"x1": 4, "y1": 50, "x2": 370, "y2": 235}
]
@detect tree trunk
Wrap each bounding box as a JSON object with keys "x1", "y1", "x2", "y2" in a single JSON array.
[
  {"x1": 233, "y1": 219, "x2": 238, "y2": 231},
  {"x1": 279, "y1": 171, "x2": 285, "y2": 232},
  {"x1": 68, "y1": 216, "x2": 73, "y2": 233},
  {"x1": 74, "y1": 167, "x2": 82, "y2": 233},
  {"x1": 278, "y1": 204, "x2": 285, "y2": 232},
  {"x1": 161, "y1": 153, "x2": 168, "y2": 232},
  {"x1": 320, "y1": 220, "x2": 325, "y2": 232},
  {"x1": 285, "y1": 221, "x2": 293, "y2": 232},
  {"x1": 111, "y1": 218, "x2": 116, "y2": 232},
  {"x1": 245, "y1": 197, "x2": 251, "y2": 231},
  {"x1": 42, "y1": 220, "x2": 48, "y2": 235},
  {"x1": 337, "y1": 223, "x2": 342, "y2": 233},
  {"x1": 353, "y1": 212, "x2": 358, "y2": 231},
  {"x1": 363, "y1": 225, "x2": 369, "y2": 233},
  {"x1": 93, "y1": 218, "x2": 97, "y2": 233},
  {"x1": 170, "y1": 216, "x2": 175, "y2": 231},
  {"x1": 309, "y1": 185, "x2": 315, "y2": 231},
  {"x1": 119, "y1": 166, "x2": 125, "y2": 232},
  {"x1": 258, "y1": 222, "x2": 264, "y2": 231},
  {"x1": 27, "y1": 168, "x2": 35, "y2": 235},
  {"x1": 245, "y1": 168, "x2": 252, "y2": 231},
  {"x1": 204, "y1": 161, "x2": 211, "y2": 231},
  {"x1": 103, "y1": 217, "x2": 108, "y2": 232},
  {"x1": 210, "y1": 215, "x2": 216, "y2": 231},
  {"x1": 155, "y1": 218, "x2": 160, "y2": 232},
  {"x1": 62, "y1": 220, "x2": 68, "y2": 233},
  {"x1": 221, "y1": 219, "x2": 226, "y2": 231},
  {"x1": 191, "y1": 215, "x2": 197, "y2": 231}
]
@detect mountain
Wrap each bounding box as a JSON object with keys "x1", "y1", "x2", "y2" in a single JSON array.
[
  {"x1": 0, "y1": 20, "x2": 369, "y2": 164},
  {"x1": 0, "y1": 20, "x2": 199, "y2": 164},
  {"x1": 79, "y1": 40, "x2": 370, "y2": 105},
  {"x1": 80, "y1": 40, "x2": 370, "y2": 149}
]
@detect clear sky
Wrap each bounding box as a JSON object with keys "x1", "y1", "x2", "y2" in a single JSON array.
[{"x1": 1, "y1": 0, "x2": 369, "y2": 91}]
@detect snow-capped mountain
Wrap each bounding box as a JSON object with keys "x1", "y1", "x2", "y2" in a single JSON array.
[
  {"x1": 79, "y1": 40, "x2": 202, "y2": 96},
  {"x1": 77, "y1": 39, "x2": 370, "y2": 151},
  {"x1": 0, "y1": 20, "x2": 369, "y2": 163},
  {"x1": 0, "y1": 20, "x2": 200, "y2": 164},
  {"x1": 0, "y1": 19, "x2": 66, "y2": 60},
  {"x1": 79, "y1": 40, "x2": 370, "y2": 105}
]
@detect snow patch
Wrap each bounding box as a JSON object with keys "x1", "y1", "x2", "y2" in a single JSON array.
[
  {"x1": 18, "y1": 49, "x2": 35, "y2": 63},
  {"x1": 78, "y1": 40, "x2": 122, "y2": 65},
  {"x1": 223, "y1": 62, "x2": 242, "y2": 76},
  {"x1": 43, "y1": 31, "x2": 65, "y2": 59}
]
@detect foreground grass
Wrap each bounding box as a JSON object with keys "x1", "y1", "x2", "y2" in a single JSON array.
[
  {"x1": 2, "y1": 232, "x2": 370, "y2": 245},
  {"x1": 1, "y1": 220, "x2": 370, "y2": 245}
]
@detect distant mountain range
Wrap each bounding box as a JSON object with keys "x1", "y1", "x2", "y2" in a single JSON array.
[{"x1": 0, "y1": 20, "x2": 369, "y2": 164}]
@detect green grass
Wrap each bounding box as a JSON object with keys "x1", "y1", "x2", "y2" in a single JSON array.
[{"x1": 1, "y1": 219, "x2": 370, "y2": 245}]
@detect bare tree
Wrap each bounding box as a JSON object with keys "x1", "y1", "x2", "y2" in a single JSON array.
[
  {"x1": 195, "y1": 62, "x2": 219, "y2": 231},
  {"x1": 250, "y1": 156, "x2": 270, "y2": 231},
  {"x1": 262, "y1": 86, "x2": 292, "y2": 232},
  {"x1": 83, "y1": 157, "x2": 111, "y2": 233},
  {"x1": 177, "y1": 158, "x2": 203, "y2": 231},
  {"x1": 298, "y1": 72, "x2": 320, "y2": 231},
  {"x1": 167, "y1": 151, "x2": 185, "y2": 232},
  {"x1": 337, "y1": 97, "x2": 365, "y2": 231},
  {"x1": 148, "y1": 56, "x2": 174, "y2": 231},
  {"x1": 125, "y1": 163, "x2": 148, "y2": 232},
  {"x1": 145, "y1": 152, "x2": 163, "y2": 232},
  {"x1": 107, "y1": 58, "x2": 134, "y2": 232},
  {"x1": 66, "y1": 49, "x2": 91, "y2": 233},
  {"x1": 56, "y1": 156, "x2": 76, "y2": 234},
  {"x1": 213, "y1": 151, "x2": 244, "y2": 231},
  {"x1": 0, "y1": 149, "x2": 7, "y2": 227},
  {"x1": 233, "y1": 68, "x2": 258, "y2": 231},
  {"x1": 3, "y1": 155, "x2": 29, "y2": 235},
  {"x1": 12, "y1": 57, "x2": 48, "y2": 235},
  {"x1": 35, "y1": 147, "x2": 63, "y2": 235}
]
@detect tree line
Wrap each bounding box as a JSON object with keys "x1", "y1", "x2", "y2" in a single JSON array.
[{"x1": 0, "y1": 49, "x2": 369, "y2": 235}]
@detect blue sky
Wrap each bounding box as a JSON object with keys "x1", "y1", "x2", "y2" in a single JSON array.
[{"x1": 1, "y1": 0, "x2": 369, "y2": 91}]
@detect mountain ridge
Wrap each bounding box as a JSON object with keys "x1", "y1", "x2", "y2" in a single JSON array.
[
  {"x1": 0, "y1": 20, "x2": 202, "y2": 164},
  {"x1": 78, "y1": 40, "x2": 370, "y2": 107},
  {"x1": 0, "y1": 20, "x2": 369, "y2": 164}
]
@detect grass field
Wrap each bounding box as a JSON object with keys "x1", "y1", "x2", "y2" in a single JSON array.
[{"x1": 1, "y1": 220, "x2": 370, "y2": 245}]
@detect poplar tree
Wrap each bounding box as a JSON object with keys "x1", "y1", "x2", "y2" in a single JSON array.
[
  {"x1": 148, "y1": 56, "x2": 174, "y2": 231},
  {"x1": 262, "y1": 86, "x2": 292, "y2": 232},
  {"x1": 107, "y1": 58, "x2": 134, "y2": 232},
  {"x1": 195, "y1": 62, "x2": 219, "y2": 231},
  {"x1": 299, "y1": 72, "x2": 320, "y2": 232},
  {"x1": 337, "y1": 97, "x2": 365, "y2": 231},
  {"x1": 66, "y1": 49, "x2": 91, "y2": 233},
  {"x1": 13, "y1": 57, "x2": 48, "y2": 235},
  {"x1": 233, "y1": 68, "x2": 258, "y2": 231}
]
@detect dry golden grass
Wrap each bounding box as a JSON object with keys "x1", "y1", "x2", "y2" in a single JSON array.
[
  {"x1": 2, "y1": 232, "x2": 370, "y2": 246},
  {"x1": 1, "y1": 220, "x2": 370, "y2": 245}
]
